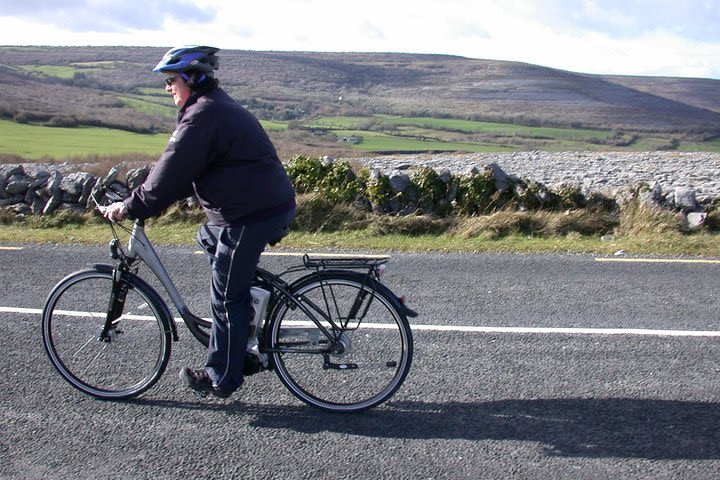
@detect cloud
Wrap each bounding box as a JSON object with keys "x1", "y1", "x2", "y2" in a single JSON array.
[
  {"x1": 535, "y1": 0, "x2": 720, "y2": 42},
  {"x1": 2, "y1": 0, "x2": 216, "y2": 32},
  {"x1": 0, "y1": 0, "x2": 718, "y2": 79},
  {"x1": 360, "y1": 22, "x2": 386, "y2": 42},
  {"x1": 446, "y1": 19, "x2": 492, "y2": 42}
]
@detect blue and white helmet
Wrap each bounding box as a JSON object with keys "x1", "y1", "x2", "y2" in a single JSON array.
[{"x1": 153, "y1": 46, "x2": 219, "y2": 74}]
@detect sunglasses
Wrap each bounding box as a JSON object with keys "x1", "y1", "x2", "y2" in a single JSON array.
[{"x1": 164, "y1": 76, "x2": 180, "y2": 86}]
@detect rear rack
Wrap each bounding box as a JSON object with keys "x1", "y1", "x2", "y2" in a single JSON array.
[{"x1": 302, "y1": 254, "x2": 389, "y2": 270}]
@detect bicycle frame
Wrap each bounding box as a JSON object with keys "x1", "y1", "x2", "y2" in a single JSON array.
[
  {"x1": 110, "y1": 220, "x2": 398, "y2": 354},
  {"x1": 123, "y1": 221, "x2": 202, "y2": 329}
]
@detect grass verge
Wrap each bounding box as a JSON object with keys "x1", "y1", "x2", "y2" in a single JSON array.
[{"x1": 1, "y1": 204, "x2": 719, "y2": 257}]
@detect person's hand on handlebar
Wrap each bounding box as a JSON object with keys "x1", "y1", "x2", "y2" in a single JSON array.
[{"x1": 103, "y1": 202, "x2": 128, "y2": 222}]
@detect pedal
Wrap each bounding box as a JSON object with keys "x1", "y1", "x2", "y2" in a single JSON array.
[{"x1": 323, "y1": 355, "x2": 358, "y2": 370}]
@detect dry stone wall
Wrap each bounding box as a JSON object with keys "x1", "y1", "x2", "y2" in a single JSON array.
[
  {"x1": 349, "y1": 151, "x2": 720, "y2": 204},
  {"x1": 0, "y1": 164, "x2": 148, "y2": 216},
  {"x1": 1, "y1": 151, "x2": 718, "y2": 220}
]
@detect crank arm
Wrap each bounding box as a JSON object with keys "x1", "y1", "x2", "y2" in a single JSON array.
[{"x1": 323, "y1": 354, "x2": 358, "y2": 370}]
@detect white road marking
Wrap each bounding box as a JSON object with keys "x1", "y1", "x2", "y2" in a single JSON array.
[
  {"x1": 0, "y1": 246, "x2": 23, "y2": 250},
  {"x1": 194, "y1": 250, "x2": 390, "y2": 259},
  {"x1": 595, "y1": 257, "x2": 720, "y2": 265},
  {"x1": 5, "y1": 306, "x2": 719, "y2": 337},
  {"x1": 261, "y1": 252, "x2": 390, "y2": 259},
  {"x1": 407, "y1": 324, "x2": 720, "y2": 337}
]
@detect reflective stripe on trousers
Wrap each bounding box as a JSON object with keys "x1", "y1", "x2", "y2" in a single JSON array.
[{"x1": 196, "y1": 209, "x2": 294, "y2": 392}]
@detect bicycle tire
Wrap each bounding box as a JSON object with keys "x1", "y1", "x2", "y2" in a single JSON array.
[
  {"x1": 267, "y1": 271, "x2": 413, "y2": 412},
  {"x1": 42, "y1": 267, "x2": 172, "y2": 400}
]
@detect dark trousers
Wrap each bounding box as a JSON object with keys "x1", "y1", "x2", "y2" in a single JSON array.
[{"x1": 196, "y1": 209, "x2": 294, "y2": 392}]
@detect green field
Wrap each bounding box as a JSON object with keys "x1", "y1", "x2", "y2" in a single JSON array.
[
  {"x1": 260, "y1": 120, "x2": 289, "y2": 131},
  {"x1": 1, "y1": 111, "x2": 718, "y2": 160},
  {"x1": 117, "y1": 95, "x2": 176, "y2": 117},
  {"x1": 136, "y1": 87, "x2": 167, "y2": 96},
  {"x1": 19, "y1": 61, "x2": 123, "y2": 80},
  {"x1": 0, "y1": 118, "x2": 288, "y2": 159},
  {"x1": 70, "y1": 61, "x2": 121, "y2": 69},
  {"x1": 19, "y1": 65, "x2": 79, "y2": 79},
  {"x1": 0, "y1": 119, "x2": 168, "y2": 158},
  {"x1": 308, "y1": 115, "x2": 720, "y2": 153},
  {"x1": 311, "y1": 115, "x2": 611, "y2": 139},
  {"x1": 679, "y1": 137, "x2": 720, "y2": 152},
  {"x1": 308, "y1": 115, "x2": 620, "y2": 152},
  {"x1": 333, "y1": 129, "x2": 516, "y2": 152}
]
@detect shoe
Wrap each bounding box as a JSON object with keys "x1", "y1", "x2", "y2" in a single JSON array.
[
  {"x1": 243, "y1": 354, "x2": 264, "y2": 376},
  {"x1": 179, "y1": 367, "x2": 232, "y2": 399}
]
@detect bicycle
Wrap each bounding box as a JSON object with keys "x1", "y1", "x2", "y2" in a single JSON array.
[{"x1": 41, "y1": 208, "x2": 416, "y2": 413}]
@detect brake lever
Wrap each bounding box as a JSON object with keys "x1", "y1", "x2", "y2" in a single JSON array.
[{"x1": 90, "y1": 192, "x2": 109, "y2": 216}]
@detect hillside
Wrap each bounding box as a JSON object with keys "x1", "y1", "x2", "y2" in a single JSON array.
[{"x1": 1, "y1": 45, "x2": 719, "y2": 141}]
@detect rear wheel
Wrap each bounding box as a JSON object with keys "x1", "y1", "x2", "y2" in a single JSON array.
[
  {"x1": 268, "y1": 272, "x2": 413, "y2": 412},
  {"x1": 42, "y1": 268, "x2": 172, "y2": 399}
]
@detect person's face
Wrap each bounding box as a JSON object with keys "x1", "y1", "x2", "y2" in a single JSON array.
[{"x1": 164, "y1": 74, "x2": 192, "y2": 108}]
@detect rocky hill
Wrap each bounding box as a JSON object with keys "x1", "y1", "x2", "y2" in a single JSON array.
[{"x1": 1, "y1": 46, "x2": 719, "y2": 138}]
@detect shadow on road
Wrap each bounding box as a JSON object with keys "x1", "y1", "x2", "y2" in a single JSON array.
[{"x1": 128, "y1": 396, "x2": 720, "y2": 460}]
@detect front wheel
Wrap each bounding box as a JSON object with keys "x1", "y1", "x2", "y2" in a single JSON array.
[
  {"x1": 42, "y1": 268, "x2": 172, "y2": 399},
  {"x1": 268, "y1": 272, "x2": 413, "y2": 412}
]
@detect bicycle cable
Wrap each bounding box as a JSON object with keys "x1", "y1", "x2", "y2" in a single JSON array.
[{"x1": 90, "y1": 192, "x2": 138, "y2": 260}]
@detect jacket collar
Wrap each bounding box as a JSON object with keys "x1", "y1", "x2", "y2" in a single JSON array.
[{"x1": 177, "y1": 83, "x2": 218, "y2": 120}]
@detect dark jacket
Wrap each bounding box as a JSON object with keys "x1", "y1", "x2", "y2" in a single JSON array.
[{"x1": 125, "y1": 86, "x2": 295, "y2": 226}]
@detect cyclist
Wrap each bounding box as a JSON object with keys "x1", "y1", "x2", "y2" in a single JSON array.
[{"x1": 103, "y1": 46, "x2": 296, "y2": 399}]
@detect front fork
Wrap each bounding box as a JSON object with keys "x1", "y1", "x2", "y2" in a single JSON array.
[{"x1": 99, "y1": 264, "x2": 130, "y2": 342}]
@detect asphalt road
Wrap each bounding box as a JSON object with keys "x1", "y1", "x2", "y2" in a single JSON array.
[{"x1": 1, "y1": 243, "x2": 719, "y2": 479}]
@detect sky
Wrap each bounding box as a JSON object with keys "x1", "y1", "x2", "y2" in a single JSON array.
[{"x1": 0, "y1": 0, "x2": 719, "y2": 79}]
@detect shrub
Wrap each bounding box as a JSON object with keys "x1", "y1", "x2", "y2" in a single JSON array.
[
  {"x1": 452, "y1": 210, "x2": 540, "y2": 239},
  {"x1": 362, "y1": 169, "x2": 395, "y2": 213},
  {"x1": 285, "y1": 155, "x2": 325, "y2": 194},
  {"x1": 541, "y1": 209, "x2": 617, "y2": 236},
  {"x1": 152, "y1": 204, "x2": 206, "y2": 225},
  {"x1": 367, "y1": 214, "x2": 452, "y2": 236},
  {"x1": 552, "y1": 183, "x2": 587, "y2": 209},
  {"x1": 292, "y1": 193, "x2": 369, "y2": 232},
  {"x1": 285, "y1": 155, "x2": 364, "y2": 203},
  {"x1": 451, "y1": 208, "x2": 618, "y2": 238},
  {"x1": 614, "y1": 200, "x2": 683, "y2": 237},
  {"x1": 585, "y1": 191, "x2": 617, "y2": 211},
  {"x1": 454, "y1": 167, "x2": 496, "y2": 215},
  {"x1": 512, "y1": 179, "x2": 553, "y2": 210},
  {"x1": 13, "y1": 110, "x2": 53, "y2": 124},
  {"x1": 411, "y1": 167, "x2": 453, "y2": 215},
  {"x1": 320, "y1": 161, "x2": 364, "y2": 202},
  {"x1": 46, "y1": 115, "x2": 79, "y2": 127},
  {"x1": 706, "y1": 208, "x2": 720, "y2": 232}
]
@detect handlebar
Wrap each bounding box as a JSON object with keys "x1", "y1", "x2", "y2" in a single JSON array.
[{"x1": 94, "y1": 200, "x2": 143, "y2": 227}]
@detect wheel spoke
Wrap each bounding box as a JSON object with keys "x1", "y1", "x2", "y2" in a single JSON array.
[
  {"x1": 42, "y1": 269, "x2": 171, "y2": 399},
  {"x1": 79, "y1": 343, "x2": 108, "y2": 375},
  {"x1": 270, "y1": 273, "x2": 412, "y2": 412},
  {"x1": 72, "y1": 336, "x2": 96, "y2": 358}
]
